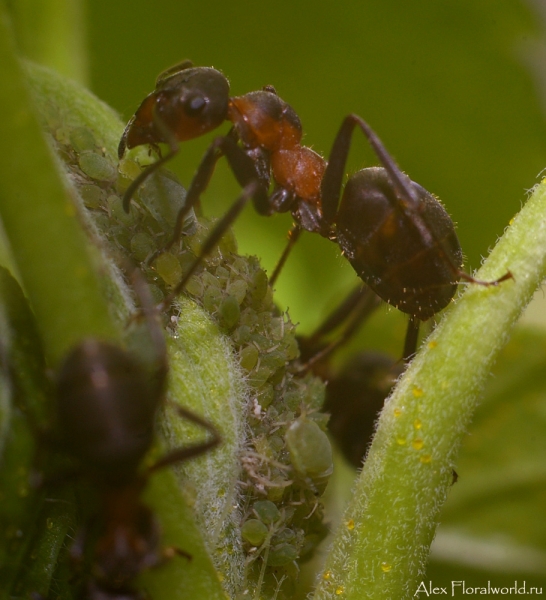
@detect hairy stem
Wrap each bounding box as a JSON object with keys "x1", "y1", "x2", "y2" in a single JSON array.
[{"x1": 313, "y1": 182, "x2": 546, "y2": 599}]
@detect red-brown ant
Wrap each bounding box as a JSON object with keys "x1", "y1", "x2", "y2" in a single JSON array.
[
  {"x1": 118, "y1": 62, "x2": 511, "y2": 358},
  {"x1": 48, "y1": 271, "x2": 220, "y2": 599}
]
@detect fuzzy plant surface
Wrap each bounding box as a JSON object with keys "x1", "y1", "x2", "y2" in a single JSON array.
[{"x1": 1, "y1": 6, "x2": 546, "y2": 600}]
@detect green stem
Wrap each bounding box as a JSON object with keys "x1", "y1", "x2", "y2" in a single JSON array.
[
  {"x1": 314, "y1": 182, "x2": 546, "y2": 599},
  {"x1": 0, "y1": 4, "x2": 117, "y2": 364},
  {"x1": 5, "y1": 0, "x2": 88, "y2": 84}
]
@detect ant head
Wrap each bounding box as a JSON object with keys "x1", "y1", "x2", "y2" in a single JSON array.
[
  {"x1": 228, "y1": 90, "x2": 302, "y2": 151},
  {"x1": 120, "y1": 67, "x2": 230, "y2": 154},
  {"x1": 155, "y1": 66, "x2": 230, "y2": 141}
]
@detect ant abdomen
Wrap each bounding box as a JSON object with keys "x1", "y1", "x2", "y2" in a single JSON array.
[
  {"x1": 336, "y1": 167, "x2": 463, "y2": 320},
  {"x1": 56, "y1": 340, "x2": 158, "y2": 479}
]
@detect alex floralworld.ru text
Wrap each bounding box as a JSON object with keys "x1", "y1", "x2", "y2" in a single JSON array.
[{"x1": 415, "y1": 581, "x2": 543, "y2": 596}]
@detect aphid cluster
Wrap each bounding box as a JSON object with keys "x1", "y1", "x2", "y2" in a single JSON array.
[{"x1": 7, "y1": 60, "x2": 511, "y2": 599}]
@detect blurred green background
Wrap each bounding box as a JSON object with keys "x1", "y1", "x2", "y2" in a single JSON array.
[{"x1": 81, "y1": 0, "x2": 546, "y2": 336}]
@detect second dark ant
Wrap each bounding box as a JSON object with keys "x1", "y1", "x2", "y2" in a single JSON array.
[
  {"x1": 45, "y1": 271, "x2": 220, "y2": 599},
  {"x1": 297, "y1": 287, "x2": 459, "y2": 485},
  {"x1": 118, "y1": 61, "x2": 511, "y2": 360},
  {"x1": 321, "y1": 349, "x2": 402, "y2": 468},
  {"x1": 295, "y1": 285, "x2": 402, "y2": 467}
]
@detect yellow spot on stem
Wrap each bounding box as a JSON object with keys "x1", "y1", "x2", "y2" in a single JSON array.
[
  {"x1": 393, "y1": 407, "x2": 402, "y2": 417},
  {"x1": 345, "y1": 519, "x2": 355, "y2": 530},
  {"x1": 335, "y1": 586, "x2": 345, "y2": 595},
  {"x1": 412, "y1": 438, "x2": 424, "y2": 450},
  {"x1": 414, "y1": 419, "x2": 422, "y2": 430},
  {"x1": 381, "y1": 562, "x2": 392, "y2": 573},
  {"x1": 396, "y1": 437, "x2": 407, "y2": 445},
  {"x1": 420, "y1": 454, "x2": 432, "y2": 464},
  {"x1": 412, "y1": 386, "x2": 423, "y2": 398}
]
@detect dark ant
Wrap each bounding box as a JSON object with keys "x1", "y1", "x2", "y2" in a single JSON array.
[
  {"x1": 298, "y1": 288, "x2": 458, "y2": 485},
  {"x1": 48, "y1": 271, "x2": 220, "y2": 599},
  {"x1": 295, "y1": 285, "x2": 402, "y2": 467},
  {"x1": 324, "y1": 351, "x2": 402, "y2": 468},
  {"x1": 118, "y1": 62, "x2": 511, "y2": 359}
]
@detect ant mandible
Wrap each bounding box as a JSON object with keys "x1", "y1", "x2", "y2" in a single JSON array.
[
  {"x1": 118, "y1": 61, "x2": 511, "y2": 359},
  {"x1": 51, "y1": 270, "x2": 220, "y2": 599}
]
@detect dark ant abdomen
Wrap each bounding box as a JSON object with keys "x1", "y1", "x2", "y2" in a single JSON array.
[
  {"x1": 336, "y1": 167, "x2": 463, "y2": 319},
  {"x1": 56, "y1": 340, "x2": 158, "y2": 480}
]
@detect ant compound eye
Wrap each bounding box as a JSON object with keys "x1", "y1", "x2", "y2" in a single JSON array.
[{"x1": 185, "y1": 95, "x2": 207, "y2": 115}]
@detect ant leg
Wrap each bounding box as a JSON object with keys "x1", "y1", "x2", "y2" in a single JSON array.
[
  {"x1": 269, "y1": 225, "x2": 302, "y2": 287},
  {"x1": 159, "y1": 178, "x2": 262, "y2": 310},
  {"x1": 155, "y1": 137, "x2": 234, "y2": 259},
  {"x1": 320, "y1": 118, "x2": 353, "y2": 226},
  {"x1": 321, "y1": 115, "x2": 432, "y2": 239},
  {"x1": 298, "y1": 286, "x2": 382, "y2": 374},
  {"x1": 168, "y1": 134, "x2": 268, "y2": 251},
  {"x1": 155, "y1": 137, "x2": 268, "y2": 309},
  {"x1": 164, "y1": 546, "x2": 192, "y2": 562},
  {"x1": 457, "y1": 268, "x2": 513, "y2": 287},
  {"x1": 323, "y1": 115, "x2": 450, "y2": 269},
  {"x1": 153, "y1": 127, "x2": 242, "y2": 252},
  {"x1": 148, "y1": 403, "x2": 220, "y2": 474},
  {"x1": 402, "y1": 315, "x2": 421, "y2": 363},
  {"x1": 306, "y1": 286, "x2": 378, "y2": 344}
]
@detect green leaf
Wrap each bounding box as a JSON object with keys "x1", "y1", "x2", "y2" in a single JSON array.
[{"x1": 5, "y1": 0, "x2": 88, "y2": 84}]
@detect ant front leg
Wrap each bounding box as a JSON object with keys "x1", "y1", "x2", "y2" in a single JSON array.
[
  {"x1": 158, "y1": 136, "x2": 269, "y2": 308},
  {"x1": 166, "y1": 134, "x2": 266, "y2": 253}
]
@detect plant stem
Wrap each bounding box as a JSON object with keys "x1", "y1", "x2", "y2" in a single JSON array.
[
  {"x1": 0, "y1": 4, "x2": 117, "y2": 364},
  {"x1": 5, "y1": 0, "x2": 88, "y2": 84}
]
